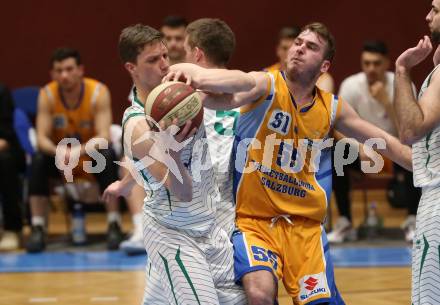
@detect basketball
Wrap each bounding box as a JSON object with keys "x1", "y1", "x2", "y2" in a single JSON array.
[{"x1": 144, "y1": 81, "x2": 203, "y2": 130}]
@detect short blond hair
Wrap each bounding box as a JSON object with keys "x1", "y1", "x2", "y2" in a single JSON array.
[{"x1": 118, "y1": 24, "x2": 163, "y2": 63}]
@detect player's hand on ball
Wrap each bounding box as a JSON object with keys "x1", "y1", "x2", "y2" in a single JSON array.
[
  {"x1": 162, "y1": 70, "x2": 192, "y2": 85},
  {"x1": 396, "y1": 35, "x2": 432, "y2": 70},
  {"x1": 158, "y1": 118, "x2": 197, "y2": 142},
  {"x1": 175, "y1": 119, "x2": 198, "y2": 143}
]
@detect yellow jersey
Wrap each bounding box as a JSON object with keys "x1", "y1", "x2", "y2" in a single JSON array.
[
  {"x1": 233, "y1": 71, "x2": 342, "y2": 222},
  {"x1": 42, "y1": 77, "x2": 102, "y2": 145},
  {"x1": 41, "y1": 77, "x2": 104, "y2": 181},
  {"x1": 264, "y1": 62, "x2": 281, "y2": 72}
]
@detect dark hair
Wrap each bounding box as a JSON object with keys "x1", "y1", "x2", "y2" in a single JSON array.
[
  {"x1": 301, "y1": 22, "x2": 336, "y2": 62},
  {"x1": 162, "y1": 15, "x2": 188, "y2": 28},
  {"x1": 118, "y1": 24, "x2": 163, "y2": 63},
  {"x1": 363, "y1": 40, "x2": 388, "y2": 56},
  {"x1": 186, "y1": 18, "x2": 235, "y2": 66},
  {"x1": 50, "y1": 48, "x2": 81, "y2": 67},
  {"x1": 278, "y1": 26, "x2": 301, "y2": 41}
]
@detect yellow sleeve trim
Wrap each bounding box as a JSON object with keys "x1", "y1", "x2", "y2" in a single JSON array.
[{"x1": 240, "y1": 72, "x2": 273, "y2": 114}]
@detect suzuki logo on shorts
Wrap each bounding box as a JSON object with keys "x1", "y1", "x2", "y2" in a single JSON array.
[
  {"x1": 304, "y1": 277, "x2": 318, "y2": 291},
  {"x1": 299, "y1": 272, "x2": 328, "y2": 302}
]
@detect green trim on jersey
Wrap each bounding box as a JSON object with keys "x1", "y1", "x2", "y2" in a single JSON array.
[
  {"x1": 166, "y1": 189, "x2": 172, "y2": 211},
  {"x1": 175, "y1": 246, "x2": 201, "y2": 305},
  {"x1": 422, "y1": 66, "x2": 438, "y2": 169},
  {"x1": 132, "y1": 87, "x2": 145, "y2": 108},
  {"x1": 159, "y1": 253, "x2": 179, "y2": 305},
  {"x1": 419, "y1": 234, "x2": 430, "y2": 278},
  {"x1": 122, "y1": 112, "x2": 144, "y2": 129},
  {"x1": 121, "y1": 112, "x2": 145, "y2": 156},
  {"x1": 132, "y1": 157, "x2": 153, "y2": 198},
  {"x1": 425, "y1": 131, "x2": 432, "y2": 167}
]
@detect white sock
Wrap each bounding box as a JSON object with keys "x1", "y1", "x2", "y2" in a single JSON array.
[
  {"x1": 107, "y1": 212, "x2": 121, "y2": 224},
  {"x1": 32, "y1": 216, "x2": 45, "y2": 227}
]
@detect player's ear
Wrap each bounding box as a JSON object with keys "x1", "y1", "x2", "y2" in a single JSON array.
[
  {"x1": 124, "y1": 62, "x2": 136, "y2": 74},
  {"x1": 320, "y1": 60, "x2": 330, "y2": 73},
  {"x1": 194, "y1": 47, "x2": 204, "y2": 63}
]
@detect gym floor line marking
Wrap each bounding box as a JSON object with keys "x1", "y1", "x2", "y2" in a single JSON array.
[
  {"x1": 28, "y1": 297, "x2": 58, "y2": 303},
  {"x1": 90, "y1": 296, "x2": 119, "y2": 302}
]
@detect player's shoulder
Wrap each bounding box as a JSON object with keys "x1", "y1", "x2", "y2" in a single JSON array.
[
  {"x1": 122, "y1": 105, "x2": 144, "y2": 124},
  {"x1": 429, "y1": 64, "x2": 440, "y2": 84}
]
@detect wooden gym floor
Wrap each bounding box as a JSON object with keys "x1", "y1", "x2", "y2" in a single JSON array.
[{"x1": 0, "y1": 189, "x2": 412, "y2": 304}]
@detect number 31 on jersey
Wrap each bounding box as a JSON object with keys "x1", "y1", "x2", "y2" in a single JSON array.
[{"x1": 268, "y1": 109, "x2": 292, "y2": 135}]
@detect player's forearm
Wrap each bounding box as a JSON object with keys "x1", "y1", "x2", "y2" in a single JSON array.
[
  {"x1": 119, "y1": 172, "x2": 137, "y2": 195},
  {"x1": 394, "y1": 66, "x2": 425, "y2": 144},
  {"x1": 338, "y1": 121, "x2": 412, "y2": 171},
  {"x1": 195, "y1": 69, "x2": 255, "y2": 94},
  {"x1": 381, "y1": 97, "x2": 399, "y2": 131},
  {"x1": 171, "y1": 64, "x2": 255, "y2": 94},
  {"x1": 379, "y1": 132, "x2": 413, "y2": 171}
]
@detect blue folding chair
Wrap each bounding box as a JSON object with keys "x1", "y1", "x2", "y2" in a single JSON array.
[
  {"x1": 11, "y1": 86, "x2": 39, "y2": 117},
  {"x1": 11, "y1": 87, "x2": 39, "y2": 218},
  {"x1": 12, "y1": 86, "x2": 40, "y2": 156}
]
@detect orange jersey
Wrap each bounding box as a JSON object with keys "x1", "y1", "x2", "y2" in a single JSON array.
[
  {"x1": 233, "y1": 71, "x2": 342, "y2": 222},
  {"x1": 42, "y1": 77, "x2": 102, "y2": 145}
]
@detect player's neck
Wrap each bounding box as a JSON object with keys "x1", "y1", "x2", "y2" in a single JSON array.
[
  {"x1": 59, "y1": 80, "x2": 83, "y2": 107},
  {"x1": 285, "y1": 74, "x2": 316, "y2": 105},
  {"x1": 135, "y1": 87, "x2": 149, "y2": 106}
]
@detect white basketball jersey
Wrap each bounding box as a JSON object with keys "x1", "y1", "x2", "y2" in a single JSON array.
[
  {"x1": 203, "y1": 108, "x2": 239, "y2": 236},
  {"x1": 413, "y1": 65, "x2": 440, "y2": 188},
  {"x1": 122, "y1": 88, "x2": 217, "y2": 235}
]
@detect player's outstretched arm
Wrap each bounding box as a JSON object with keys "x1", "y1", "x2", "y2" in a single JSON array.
[
  {"x1": 125, "y1": 117, "x2": 196, "y2": 202},
  {"x1": 166, "y1": 63, "x2": 255, "y2": 94},
  {"x1": 102, "y1": 173, "x2": 136, "y2": 204},
  {"x1": 394, "y1": 36, "x2": 440, "y2": 144},
  {"x1": 165, "y1": 64, "x2": 270, "y2": 110},
  {"x1": 335, "y1": 100, "x2": 412, "y2": 171}
]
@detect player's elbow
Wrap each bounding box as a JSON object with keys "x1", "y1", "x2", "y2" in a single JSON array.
[{"x1": 399, "y1": 129, "x2": 419, "y2": 146}]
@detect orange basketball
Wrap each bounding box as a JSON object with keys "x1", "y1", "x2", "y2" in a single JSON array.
[{"x1": 144, "y1": 81, "x2": 203, "y2": 131}]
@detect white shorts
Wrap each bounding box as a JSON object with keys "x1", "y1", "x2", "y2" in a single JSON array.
[
  {"x1": 141, "y1": 212, "x2": 246, "y2": 305},
  {"x1": 412, "y1": 187, "x2": 440, "y2": 305}
]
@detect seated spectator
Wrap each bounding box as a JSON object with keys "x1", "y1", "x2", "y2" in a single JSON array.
[
  {"x1": 265, "y1": 25, "x2": 335, "y2": 92},
  {"x1": 329, "y1": 40, "x2": 420, "y2": 243},
  {"x1": 26, "y1": 48, "x2": 123, "y2": 253},
  {"x1": 0, "y1": 84, "x2": 25, "y2": 251}
]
